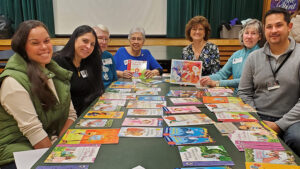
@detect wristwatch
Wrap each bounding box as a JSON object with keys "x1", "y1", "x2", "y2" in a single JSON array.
[{"x1": 215, "y1": 81, "x2": 220, "y2": 87}]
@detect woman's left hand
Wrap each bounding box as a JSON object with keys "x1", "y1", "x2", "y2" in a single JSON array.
[
  {"x1": 200, "y1": 76, "x2": 217, "y2": 87},
  {"x1": 144, "y1": 69, "x2": 159, "y2": 78}
]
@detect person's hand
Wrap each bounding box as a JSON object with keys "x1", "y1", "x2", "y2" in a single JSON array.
[
  {"x1": 263, "y1": 120, "x2": 281, "y2": 134},
  {"x1": 200, "y1": 76, "x2": 217, "y2": 87},
  {"x1": 123, "y1": 70, "x2": 133, "y2": 79},
  {"x1": 144, "y1": 70, "x2": 154, "y2": 78}
]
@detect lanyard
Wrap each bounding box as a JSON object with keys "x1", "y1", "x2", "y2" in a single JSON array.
[{"x1": 267, "y1": 50, "x2": 293, "y2": 79}]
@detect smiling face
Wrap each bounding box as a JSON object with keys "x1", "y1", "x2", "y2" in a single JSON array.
[
  {"x1": 94, "y1": 28, "x2": 110, "y2": 51},
  {"x1": 243, "y1": 26, "x2": 261, "y2": 49},
  {"x1": 264, "y1": 13, "x2": 292, "y2": 46},
  {"x1": 74, "y1": 32, "x2": 96, "y2": 60},
  {"x1": 25, "y1": 26, "x2": 53, "y2": 67},
  {"x1": 190, "y1": 24, "x2": 205, "y2": 41},
  {"x1": 129, "y1": 32, "x2": 144, "y2": 53}
]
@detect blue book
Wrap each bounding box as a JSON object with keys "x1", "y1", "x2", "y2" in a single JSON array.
[
  {"x1": 163, "y1": 127, "x2": 208, "y2": 137},
  {"x1": 164, "y1": 136, "x2": 214, "y2": 145},
  {"x1": 36, "y1": 165, "x2": 89, "y2": 169},
  {"x1": 137, "y1": 96, "x2": 165, "y2": 101}
]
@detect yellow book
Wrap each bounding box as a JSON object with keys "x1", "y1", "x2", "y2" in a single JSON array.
[{"x1": 246, "y1": 162, "x2": 300, "y2": 169}]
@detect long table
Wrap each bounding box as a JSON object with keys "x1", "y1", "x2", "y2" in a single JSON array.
[{"x1": 31, "y1": 80, "x2": 300, "y2": 169}]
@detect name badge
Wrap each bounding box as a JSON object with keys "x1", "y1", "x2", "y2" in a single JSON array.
[
  {"x1": 80, "y1": 70, "x2": 88, "y2": 78},
  {"x1": 267, "y1": 80, "x2": 280, "y2": 91},
  {"x1": 102, "y1": 58, "x2": 113, "y2": 65},
  {"x1": 233, "y1": 57, "x2": 243, "y2": 64},
  {"x1": 124, "y1": 60, "x2": 128, "y2": 65}
]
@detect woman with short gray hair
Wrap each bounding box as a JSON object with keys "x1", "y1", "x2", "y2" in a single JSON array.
[{"x1": 200, "y1": 19, "x2": 263, "y2": 95}]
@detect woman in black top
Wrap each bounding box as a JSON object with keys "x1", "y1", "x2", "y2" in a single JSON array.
[{"x1": 54, "y1": 25, "x2": 104, "y2": 116}]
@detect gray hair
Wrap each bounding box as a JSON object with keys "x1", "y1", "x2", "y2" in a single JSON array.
[
  {"x1": 93, "y1": 24, "x2": 110, "y2": 35},
  {"x1": 128, "y1": 27, "x2": 146, "y2": 40},
  {"x1": 239, "y1": 19, "x2": 263, "y2": 46}
]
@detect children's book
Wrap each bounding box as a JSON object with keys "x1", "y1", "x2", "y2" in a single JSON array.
[
  {"x1": 122, "y1": 117, "x2": 163, "y2": 127},
  {"x1": 244, "y1": 148, "x2": 297, "y2": 165},
  {"x1": 118, "y1": 127, "x2": 163, "y2": 137},
  {"x1": 175, "y1": 167, "x2": 231, "y2": 169},
  {"x1": 90, "y1": 100, "x2": 126, "y2": 111},
  {"x1": 58, "y1": 129, "x2": 120, "y2": 145},
  {"x1": 127, "y1": 109, "x2": 163, "y2": 116},
  {"x1": 170, "y1": 59, "x2": 202, "y2": 86},
  {"x1": 205, "y1": 88, "x2": 234, "y2": 97},
  {"x1": 136, "y1": 96, "x2": 165, "y2": 101},
  {"x1": 109, "y1": 81, "x2": 135, "y2": 88},
  {"x1": 100, "y1": 93, "x2": 136, "y2": 100},
  {"x1": 165, "y1": 106, "x2": 201, "y2": 114},
  {"x1": 229, "y1": 130, "x2": 283, "y2": 151},
  {"x1": 127, "y1": 100, "x2": 167, "y2": 109},
  {"x1": 178, "y1": 145, "x2": 234, "y2": 166},
  {"x1": 75, "y1": 119, "x2": 113, "y2": 128},
  {"x1": 163, "y1": 127, "x2": 208, "y2": 137},
  {"x1": 245, "y1": 162, "x2": 300, "y2": 169},
  {"x1": 163, "y1": 114, "x2": 214, "y2": 126},
  {"x1": 202, "y1": 96, "x2": 243, "y2": 104},
  {"x1": 166, "y1": 90, "x2": 204, "y2": 98},
  {"x1": 134, "y1": 87, "x2": 161, "y2": 92},
  {"x1": 135, "y1": 90, "x2": 159, "y2": 95},
  {"x1": 214, "y1": 112, "x2": 258, "y2": 122},
  {"x1": 36, "y1": 165, "x2": 89, "y2": 169},
  {"x1": 214, "y1": 122, "x2": 266, "y2": 136},
  {"x1": 205, "y1": 103, "x2": 257, "y2": 112},
  {"x1": 170, "y1": 98, "x2": 202, "y2": 105},
  {"x1": 105, "y1": 88, "x2": 132, "y2": 93},
  {"x1": 165, "y1": 136, "x2": 214, "y2": 145},
  {"x1": 127, "y1": 60, "x2": 147, "y2": 78},
  {"x1": 84, "y1": 111, "x2": 124, "y2": 119},
  {"x1": 44, "y1": 145, "x2": 100, "y2": 163}
]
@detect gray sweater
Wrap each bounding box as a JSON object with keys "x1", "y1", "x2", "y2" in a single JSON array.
[{"x1": 238, "y1": 38, "x2": 300, "y2": 131}]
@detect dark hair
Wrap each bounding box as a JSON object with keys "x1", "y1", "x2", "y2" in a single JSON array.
[
  {"x1": 185, "y1": 16, "x2": 211, "y2": 41},
  {"x1": 291, "y1": 0, "x2": 300, "y2": 18},
  {"x1": 11, "y1": 20, "x2": 56, "y2": 111},
  {"x1": 264, "y1": 7, "x2": 291, "y2": 24},
  {"x1": 55, "y1": 25, "x2": 104, "y2": 97}
]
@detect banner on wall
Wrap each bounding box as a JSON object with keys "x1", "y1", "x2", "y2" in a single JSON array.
[{"x1": 271, "y1": 0, "x2": 298, "y2": 12}]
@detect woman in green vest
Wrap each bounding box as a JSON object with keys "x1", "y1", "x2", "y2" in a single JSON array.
[{"x1": 0, "y1": 20, "x2": 77, "y2": 169}]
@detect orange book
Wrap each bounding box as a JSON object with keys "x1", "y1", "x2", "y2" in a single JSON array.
[{"x1": 58, "y1": 129, "x2": 120, "y2": 145}]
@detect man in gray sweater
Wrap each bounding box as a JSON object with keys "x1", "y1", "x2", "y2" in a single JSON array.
[{"x1": 238, "y1": 7, "x2": 300, "y2": 157}]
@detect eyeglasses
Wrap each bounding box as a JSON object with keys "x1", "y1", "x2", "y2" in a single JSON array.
[
  {"x1": 130, "y1": 37, "x2": 143, "y2": 42},
  {"x1": 97, "y1": 37, "x2": 110, "y2": 42}
]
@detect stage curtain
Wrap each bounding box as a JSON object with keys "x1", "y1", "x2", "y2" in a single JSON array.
[
  {"x1": 0, "y1": 0, "x2": 55, "y2": 36},
  {"x1": 167, "y1": 0, "x2": 263, "y2": 38}
]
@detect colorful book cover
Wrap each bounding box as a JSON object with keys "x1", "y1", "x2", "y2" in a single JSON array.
[
  {"x1": 244, "y1": 148, "x2": 297, "y2": 165},
  {"x1": 175, "y1": 167, "x2": 231, "y2": 169},
  {"x1": 170, "y1": 59, "x2": 202, "y2": 86},
  {"x1": 205, "y1": 88, "x2": 234, "y2": 96},
  {"x1": 127, "y1": 100, "x2": 167, "y2": 109},
  {"x1": 36, "y1": 165, "x2": 89, "y2": 169},
  {"x1": 105, "y1": 88, "x2": 132, "y2": 93},
  {"x1": 109, "y1": 81, "x2": 135, "y2": 88},
  {"x1": 163, "y1": 114, "x2": 214, "y2": 126},
  {"x1": 118, "y1": 127, "x2": 163, "y2": 137},
  {"x1": 44, "y1": 146, "x2": 100, "y2": 163},
  {"x1": 135, "y1": 90, "x2": 159, "y2": 95},
  {"x1": 214, "y1": 122, "x2": 266, "y2": 135},
  {"x1": 127, "y1": 60, "x2": 147, "y2": 78},
  {"x1": 166, "y1": 90, "x2": 204, "y2": 98},
  {"x1": 245, "y1": 162, "x2": 300, "y2": 169},
  {"x1": 91, "y1": 100, "x2": 125, "y2": 111},
  {"x1": 122, "y1": 117, "x2": 163, "y2": 127},
  {"x1": 178, "y1": 145, "x2": 234, "y2": 166},
  {"x1": 170, "y1": 98, "x2": 202, "y2": 105},
  {"x1": 202, "y1": 96, "x2": 243, "y2": 104},
  {"x1": 163, "y1": 127, "x2": 208, "y2": 137},
  {"x1": 165, "y1": 136, "x2": 214, "y2": 145},
  {"x1": 75, "y1": 119, "x2": 113, "y2": 128},
  {"x1": 127, "y1": 108, "x2": 163, "y2": 116},
  {"x1": 134, "y1": 87, "x2": 161, "y2": 92},
  {"x1": 205, "y1": 103, "x2": 257, "y2": 112},
  {"x1": 166, "y1": 106, "x2": 201, "y2": 114},
  {"x1": 99, "y1": 93, "x2": 136, "y2": 100},
  {"x1": 136, "y1": 96, "x2": 165, "y2": 101},
  {"x1": 84, "y1": 111, "x2": 124, "y2": 119},
  {"x1": 58, "y1": 129, "x2": 120, "y2": 145},
  {"x1": 214, "y1": 112, "x2": 258, "y2": 122}
]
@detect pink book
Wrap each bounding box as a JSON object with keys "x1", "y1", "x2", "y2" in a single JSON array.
[
  {"x1": 166, "y1": 106, "x2": 201, "y2": 114},
  {"x1": 170, "y1": 98, "x2": 202, "y2": 105}
]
